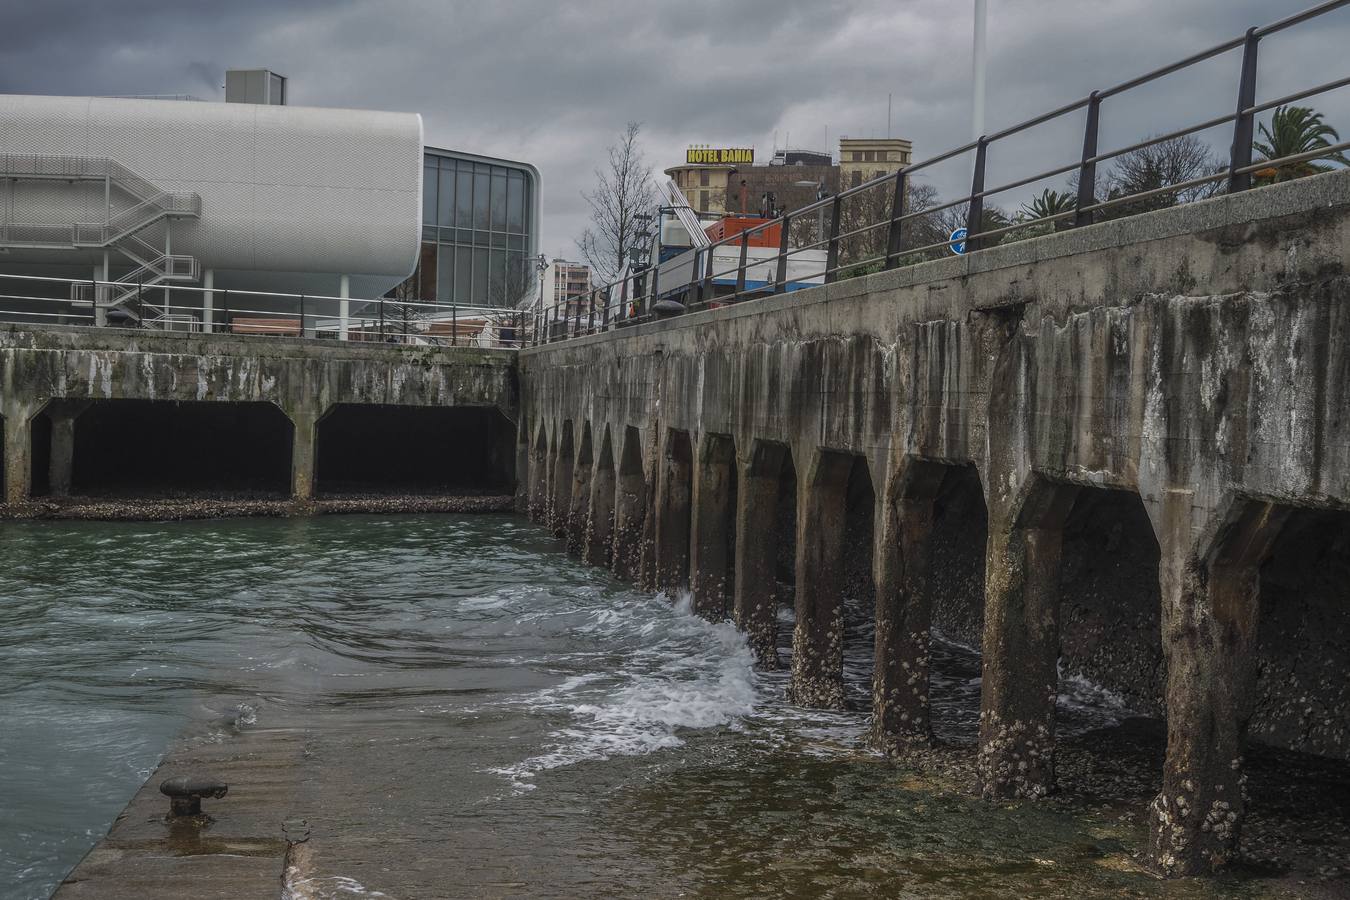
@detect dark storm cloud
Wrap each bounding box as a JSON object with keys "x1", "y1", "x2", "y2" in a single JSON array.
[{"x1": 3, "y1": 0, "x2": 1347, "y2": 258}]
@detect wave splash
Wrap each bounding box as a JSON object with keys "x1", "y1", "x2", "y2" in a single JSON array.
[{"x1": 493, "y1": 591, "x2": 758, "y2": 789}]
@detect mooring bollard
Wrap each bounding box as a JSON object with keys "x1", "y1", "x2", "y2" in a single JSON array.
[{"x1": 159, "y1": 774, "x2": 229, "y2": 817}]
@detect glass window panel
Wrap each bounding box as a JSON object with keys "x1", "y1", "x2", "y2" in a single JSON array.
[
  {"x1": 507, "y1": 174, "x2": 524, "y2": 233},
  {"x1": 490, "y1": 232, "x2": 506, "y2": 249},
  {"x1": 488, "y1": 249, "x2": 505, "y2": 305},
  {"x1": 422, "y1": 164, "x2": 437, "y2": 226},
  {"x1": 456, "y1": 170, "x2": 473, "y2": 229},
  {"x1": 418, "y1": 242, "x2": 437, "y2": 303},
  {"x1": 421, "y1": 225, "x2": 437, "y2": 242},
  {"x1": 472, "y1": 247, "x2": 489, "y2": 304},
  {"x1": 437, "y1": 161, "x2": 455, "y2": 227},
  {"x1": 455, "y1": 246, "x2": 471, "y2": 303},
  {"x1": 436, "y1": 243, "x2": 454, "y2": 303},
  {"x1": 473, "y1": 172, "x2": 490, "y2": 230},
  {"x1": 439, "y1": 227, "x2": 455, "y2": 243},
  {"x1": 458, "y1": 228, "x2": 474, "y2": 245},
  {"x1": 508, "y1": 234, "x2": 524, "y2": 251},
  {"x1": 490, "y1": 174, "x2": 507, "y2": 232}
]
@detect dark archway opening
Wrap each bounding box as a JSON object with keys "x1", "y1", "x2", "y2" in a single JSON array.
[
  {"x1": 30, "y1": 412, "x2": 51, "y2": 497},
  {"x1": 316, "y1": 404, "x2": 514, "y2": 496},
  {"x1": 69, "y1": 400, "x2": 292, "y2": 497},
  {"x1": 926, "y1": 465, "x2": 990, "y2": 745},
  {"x1": 1253, "y1": 508, "x2": 1350, "y2": 760},
  {"x1": 772, "y1": 450, "x2": 798, "y2": 658},
  {"x1": 1057, "y1": 488, "x2": 1164, "y2": 724},
  {"x1": 656, "y1": 428, "x2": 694, "y2": 592},
  {"x1": 1240, "y1": 506, "x2": 1350, "y2": 871},
  {"x1": 842, "y1": 456, "x2": 876, "y2": 706}
]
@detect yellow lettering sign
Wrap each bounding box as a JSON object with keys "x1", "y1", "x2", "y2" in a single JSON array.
[{"x1": 685, "y1": 148, "x2": 754, "y2": 165}]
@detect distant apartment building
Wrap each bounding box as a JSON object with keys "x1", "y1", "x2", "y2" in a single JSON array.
[
  {"x1": 542, "y1": 258, "x2": 591, "y2": 314},
  {"x1": 837, "y1": 136, "x2": 913, "y2": 189}
]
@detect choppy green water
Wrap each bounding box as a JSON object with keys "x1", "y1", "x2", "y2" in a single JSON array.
[{"x1": 0, "y1": 516, "x2": 1308, "y2": 898}]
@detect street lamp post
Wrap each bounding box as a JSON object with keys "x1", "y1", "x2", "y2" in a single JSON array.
[{"x1": 973, "y1": 0, "x2": 988, "y2": 140}]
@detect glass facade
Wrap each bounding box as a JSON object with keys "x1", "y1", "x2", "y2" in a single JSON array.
[{"x1": 409, "y1": 148, "x2": 536, "y2": 308}]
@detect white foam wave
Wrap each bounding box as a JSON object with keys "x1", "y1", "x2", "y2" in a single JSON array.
[{"x1": 492, "y1": 591, "x2": 759, "y2": 788}]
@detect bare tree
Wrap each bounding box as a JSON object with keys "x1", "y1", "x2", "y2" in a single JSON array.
[
  {"x1": 1096, "y1": 134, "x2": 1225, "y2": 218},
  {"x1": 577, "y1": 122, "x2": 658, "y2": 283}
]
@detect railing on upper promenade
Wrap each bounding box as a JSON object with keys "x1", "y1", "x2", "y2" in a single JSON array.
[
  {"x1": 0, "y1": 272, "x2": 527, "y2": 349},
  {"x1": 528, "y1": 0, "x2": 1350, "y2": 346}
]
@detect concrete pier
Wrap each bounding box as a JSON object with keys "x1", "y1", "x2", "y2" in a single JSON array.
[
  {"x1": 517, "y1": 170, "x2": 1350, "y2": 876},
  {"x1": 0, "y1": 327, "x2": 517, "y2": 511}
]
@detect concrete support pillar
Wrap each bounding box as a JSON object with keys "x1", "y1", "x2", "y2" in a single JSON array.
[
  {"x1": 1147, "y1": 497, "x2": 1288, "y2": 877},
  {"x1": 45, "y1": 401, "x2": 90, "y2": 498},
  {"x1": 654, "y1": 429, "x2": 693, "y2": 594},
  {"x1": 2, "y1": 401, "x2": 36, "y2": 506},
  {"x1": 550, "y1": 425, "x2": 574, "y2": 539},
  {"x1": 788, "y1": 451, "x2": 853, "y2": 709},
  {"x1": 689, "y1": 434, "x2": 735, "y2": 619},
  {"x1": 613, "y1": 429, "x2": 647, "y2": 581},
  {"x1": 734, "y1": 443, "x2": 788, "y2": 668},
  {"x1": 338, "y1": 274, "x2": 350, "y2": 342},
  {"x1": 202, "y1": 268, "x2": 214, "y2": 334},
  {"x1": 288, "y1": 406, "x2": 321, "y2": 503},
  {"x1": 584, "y1": 440, "x2": 616, "y2": 567},
  {"x1": 870, "y1": 461, "x2": 946, "y2": 754},
  {"x1": 527, "y1": 430, "x2": 550, "y2": 522},
  {"x1": 566, "y1": 436, "x2": 593, "y2": 557},
  {"x1": 977, "y1": 480, "x2": 1078, "y2": 800}
]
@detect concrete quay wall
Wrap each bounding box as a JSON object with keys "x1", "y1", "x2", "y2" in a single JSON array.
[
  {"x1": 0, "y1": 326, "x2": 518, "y2": 505},
  {"x1": 518, "y1": 171, "x2": 1350, "y2": 876}
]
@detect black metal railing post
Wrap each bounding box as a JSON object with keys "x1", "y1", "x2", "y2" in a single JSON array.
[
  {"x1": 689, "y1": 247, "x2": 703, "y2": 303},
  {"x1": 588, "y1": 290, "x2": 596, "y2": 332},
  {"x1": 736, "y1": 231, "x2": 749, "y2": 296},
  {"x1": 299, "y1": 294, "x2": 306, "y2": 338},
  {"x1": 774, "y1": 213, "x2": 791, "y2": 293},
  {"x1": 965, "y1": 138, "x2": 988, "y2": 254},
  {"x1": 884, "y1": 169, "x2": 909, "y2": 270},
  {"x1": 1229, "y1": 27, "x2": 1261, "y2": 193},
  {"x1": 222, "y1": 289, "x2": 230, "y2": 333},
  {"x1": 452, "y1": 298, "x2": 458, "y2": 345},
  {"x1": 1076, "y1": 92, "x2": 1102, "y2": 228},
  {"x1": 89, "y1": 277, "x2": 97, "y2": 324},
  {"x1": 824, "y1": 195, "x2": 843, "y2": 284},
  {"x1": 379, "y1": 298, "x2": 385, "y2": 341}
]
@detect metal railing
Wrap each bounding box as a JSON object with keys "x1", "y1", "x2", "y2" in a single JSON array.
[
  {"x1": 527, "y1": 0, "x2": 1350, "y2": 346},
  {"x1": 0, "y1": 272, "x2": 528, "y2": 348}
]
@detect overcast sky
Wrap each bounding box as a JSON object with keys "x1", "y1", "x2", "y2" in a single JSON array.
[{"x1": 3, "y1": 0, "x2": 1347, "y2": 260}]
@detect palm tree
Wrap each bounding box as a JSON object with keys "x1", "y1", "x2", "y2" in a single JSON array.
[
  {"x1": 1019, "y1": 189, "x2": 1077, "y2": 232},
  {"x1": 1253, "y1": 105, "x2": 1349, "y2": 183}
]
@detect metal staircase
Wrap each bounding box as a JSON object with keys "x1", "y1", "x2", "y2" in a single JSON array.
[{"x1": 0, "y1": 154, "x2": 202, "y2": 326}]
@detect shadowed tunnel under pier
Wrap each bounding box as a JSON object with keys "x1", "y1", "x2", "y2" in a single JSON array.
[
  {"x1": 315, "y1": 404, "x2": 515, "y2": 496},
  {"x1": 42, "y1": 399, "x2": 294, "y2": 497}
]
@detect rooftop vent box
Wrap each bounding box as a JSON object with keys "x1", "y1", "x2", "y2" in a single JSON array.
[{"x1": 225, "y1": 69, "x2": 287, "y2": 105}]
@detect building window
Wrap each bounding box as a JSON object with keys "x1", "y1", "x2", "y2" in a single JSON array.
[
  {"x1": 851, "y1": 171, "x2": 862, "y2": 188},
  {"x1": 853, "y1": 151, "x2": 863, "y2": 161},
  {"x1": 418, "y1": 151, "x2": 534, "y2": 308},
  {"x1": 699, "y1": 190, "x2": 709, "y2": 211},
  {"x1": 700, "y1": 169, "x2": 710, "y2": 187}
]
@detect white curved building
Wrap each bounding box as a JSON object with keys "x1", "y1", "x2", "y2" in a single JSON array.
[{"x1": 0, "y1": 92, "x2": 425, "y2": 326}]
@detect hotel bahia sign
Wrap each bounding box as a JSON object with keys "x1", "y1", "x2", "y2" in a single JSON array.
[{"x1": 685, "y1": 147, "x2": 754, "y2": 165}]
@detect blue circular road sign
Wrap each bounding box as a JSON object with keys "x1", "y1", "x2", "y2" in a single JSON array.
[{"x1": 949, "y1": 227, "x2": 968, "y2": 255}]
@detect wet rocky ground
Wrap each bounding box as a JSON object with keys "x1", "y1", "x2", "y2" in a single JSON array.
[{"x1": 1, "y1": 490, "x2": 516, "y2": 521}]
